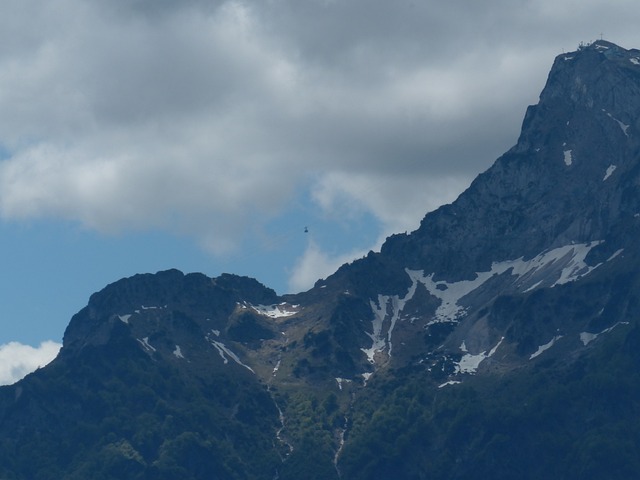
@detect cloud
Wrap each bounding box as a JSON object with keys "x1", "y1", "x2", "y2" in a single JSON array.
[
  {"x1": 311, "y1": 171, "x2": 472, "y2": 236},
  {"x1": 0, "y1": 341, "x2": 62, "y2": 386},
  {"x1": 288, "y1": 239, "x2": 371, "y2": 292},
  {"x1": 0, "y1": 0, "x2": 638, "y2": 260}
]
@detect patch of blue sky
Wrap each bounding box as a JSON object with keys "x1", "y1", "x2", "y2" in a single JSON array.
[
  {"x1": 226, "y1": 192, "x2": 383, "y2": 293},
  {"x1": 0, "y1": 220, "x2": 222, "y2": 345},
  {"x1": 0, "y1": 144, "x2": 11, "y2": 161},
  {"x1": 0, "y1": 194, "x2": 384, "y2": 345}
]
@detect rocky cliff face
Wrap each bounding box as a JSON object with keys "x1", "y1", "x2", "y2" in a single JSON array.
[
  {"x1": 312, "y1": 39, "x2": 640, "y2": 374},
  {"x1": 383, "y1": 40, "x2": 640, "y2": 273},
  {"x1": 3, "y1": 40, "x2": 640, "y2": 480}
]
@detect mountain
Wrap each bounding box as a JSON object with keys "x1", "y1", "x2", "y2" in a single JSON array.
[{"x1": 3, "y1": 39, "x2": 640, "y2": 479}]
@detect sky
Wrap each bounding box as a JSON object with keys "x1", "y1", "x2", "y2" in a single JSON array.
[{"x1": 1, "y1": 0, "x2": 640, "y2": 385}]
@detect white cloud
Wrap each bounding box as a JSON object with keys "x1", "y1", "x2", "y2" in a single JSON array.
[
  {"x1": 312, "y1": 171, "x2": 472, "y2": 237},
  {"x1": 288, "y1": 240, "x2": 371, "y2": 292},
  {"x1": 0, "y1": 341, "x2": 62, "y2": 386},
  {"x1": 0, "y1": 0, "x2": 638, "y2": 260}
]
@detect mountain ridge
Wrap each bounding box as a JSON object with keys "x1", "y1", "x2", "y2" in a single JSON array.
[{"x1": 381, "y1": 40, "x2": 640, "y2": 277}]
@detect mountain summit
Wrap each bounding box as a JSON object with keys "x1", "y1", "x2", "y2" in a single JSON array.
[
  {"x1": 382, "y1": 39, "x2": 640, "y2": 274},
  {"x1": 3, "y1": 40, "x2": 640, "y2": 480}
]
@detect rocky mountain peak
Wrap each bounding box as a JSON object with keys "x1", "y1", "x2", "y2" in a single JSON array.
[
  {"x1": 61, "y1": 269, "x2": 278, "y2": 354},
  {"x1": 540, "y1": 40, "x2": 640, "y2": 111},
  {"x1": 520, "y1": 39, "x2": 640, "y2": 152},
  {"x1": 379, "y1": 41, "x2": 640, "y2": 281}
]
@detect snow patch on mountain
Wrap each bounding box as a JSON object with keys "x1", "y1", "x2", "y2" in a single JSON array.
[
  {"x1": 579, "y1": 331, "x2": 598, "y2": 346},
  {"x1": 580, "y1": 322, "x2": 629, "y2": 346},
  {"x1": 335, "y1": 377, "x2": 352, "y2": 390},
  {"x1": 363, "y1": 286, "x2": 419, "y2": 362},
  {"x1": 530, "y1": 335, "x2": 562, "y2": 359},
  {"x1": 563, "y1": 150, "x2": 573, "y2": 166},
  {"x1": 408, "y1": 269, "x2": 498, "y2": 324},
  {"x1": 455, "y1": 352, "x2": 485, "y2": 373},
  {"x1": 454, "y1": 337, "x2": 503, "y2": 374},
  {"x1": 136, "y1": 305, "x2": 167, "y2": 313},
  {"x1": 607, "y1": 249, "x2": 624, "y2": 261},
  {"x1": 361, "y1": 243, "x2": 603, "y2": 365},
  {"x1": 137, "y1": 337, "x2": 156, "y2": 353},
  {"x1": 438, "y1": 380, "x2": 462, "y2": 388},
  {"x1": 603, "y1": 165, "x2": 617, "y2": 181},
  {"x1": 362, "y1": 300, "x2": 388, "y2": 363},
  {"x1": 205, "y1": 330, "x2": 254, "y2": 372},
  {"x1": 545, "y1": 242, "x2": 603, "y2": 285},
  {"x1": 406, "y1": 241, "x2": 603, "y2": 325},
  {"x1": 250, "y1": 302, "x2": 300, "y2": 318},
  {"x1": 173, "y1": 345, "x2": 184, "y2": 359},
  {"x1": 604, "y1": 111, "x2": 630, "y2": 136}
]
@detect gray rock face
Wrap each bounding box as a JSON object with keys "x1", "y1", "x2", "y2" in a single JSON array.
[{"x1": 380, "y1": 40, "x2": 640, "y2": 280}]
